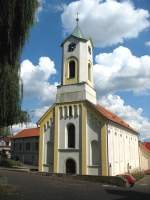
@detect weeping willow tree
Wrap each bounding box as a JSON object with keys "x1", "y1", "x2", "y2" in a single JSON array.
[{"x1": 0, "y1": 0, "x2": 38, "y2": 128}]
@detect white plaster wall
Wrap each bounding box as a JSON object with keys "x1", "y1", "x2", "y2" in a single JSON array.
[
  {"x1": 139, "y1": 147, "x2": 150, "y2": 171},
  {"x1": 86, "y1": 112, "x2": 101, "y2": 175},
  {"x1": 58, "y1": 104, "x2": 82, "y2": 174},
  {"x1": 58, "y1": 151, "x2": 80, "y2": 174},
  {"x1": 56, "y1": 83, "x2": 96, "y2": 105},
  {"x1": 107, "y1": 123, "x2": 139, "y2": 176}
]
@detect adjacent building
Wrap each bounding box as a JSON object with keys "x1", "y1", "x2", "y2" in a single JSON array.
[
  {"x1": 0, "y1": 136, "x2": 11, "y2": 160},
  {"x1": 11, "y1": 128, "x2": 39, "y2": 166},
  {"x1": 139, "y1": 142, "x2": 150, "y2": 171},
  {"x1": 38, "y1": 19, "x2": 140, "y2": 176}
]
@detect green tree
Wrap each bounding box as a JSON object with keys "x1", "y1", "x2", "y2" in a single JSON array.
[{"x1": 0, "y1": 0, "x2": 38, "y2": 127}]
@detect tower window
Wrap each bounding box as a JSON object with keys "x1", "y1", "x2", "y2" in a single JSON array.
[
  {"x1": 67, "y1": 123, "x2": 75, "y2": 148},
  {"x1": 69, "y1": 60, "x2": 75, "y2": 79},
  {"x1": 88, "y1": 63, "x2": 91, "y2": 81}
]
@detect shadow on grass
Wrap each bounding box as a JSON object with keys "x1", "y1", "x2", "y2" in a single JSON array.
[{"x1": 105, "y1": 188, "x2": 150, "y2": 200}]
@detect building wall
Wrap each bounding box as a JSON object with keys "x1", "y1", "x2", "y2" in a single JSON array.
[
  {"x1": 139, "y1": 145, "x2": 150, "y2": 171},
  {"x1": 11, "y1": 137, "x2": 39, "y2": 166},
  {"x1": 38, "y1": 106, "x2": 54, "y2": 172},
  {"x1": 107, "y1": 123, "x2": 139, "y2": 176}
]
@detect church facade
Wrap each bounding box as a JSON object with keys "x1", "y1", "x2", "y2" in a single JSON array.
[{"x1": 38, "y1": 22, "x2": 139, "y2": 176}]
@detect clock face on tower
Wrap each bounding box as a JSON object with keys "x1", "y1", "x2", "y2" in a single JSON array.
[{"x1": 68, "y1": 42, "x2": 76, "y2": 52}]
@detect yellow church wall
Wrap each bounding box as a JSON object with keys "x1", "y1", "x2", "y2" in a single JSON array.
[
  {"x1": 81, "y1": 103, "x2": 87, "y2": 175},
  {"x1": 64, "y1": 57, "x2": 78, "y2": 85},
  {"x1": 54, "y1": 105, "x2": 59, "y2": 173},
  {"x1": 38, "y1": 105, "x2": 54, "y2": 171}
]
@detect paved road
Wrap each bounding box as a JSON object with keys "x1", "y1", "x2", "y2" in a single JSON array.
[{"x1": 0, "y1": 169, "x2": 150, "y2": 200}]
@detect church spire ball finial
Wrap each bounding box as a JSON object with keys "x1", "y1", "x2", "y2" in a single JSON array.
[{"x1": 76, "y1": 12, "x2": 79, "y2": 25}]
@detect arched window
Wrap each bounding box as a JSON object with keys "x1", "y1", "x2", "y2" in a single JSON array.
[
  {"x1": 88, "y1": 63, "x2": 91, "y2": 81},
  {"x1": 91, "y1": 140, "x2": 99, "y2": 165},
  {"x1": 67, "y1": 123, "x2": 75, "y2": 148},
  {"x1": 69, "y1": 60, "x2": 75, "y2": 79}
]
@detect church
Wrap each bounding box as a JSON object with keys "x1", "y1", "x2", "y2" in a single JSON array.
[{"x1": 38, "y1": 18, "x2": 139, "y2": 176}]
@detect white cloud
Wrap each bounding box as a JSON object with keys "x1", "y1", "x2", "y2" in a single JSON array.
[
  {"x1": 94, "y1": 46, "x2": 150, "y2": 96},
  {"x1": 145, "y1": 40, "x2": 150, "y2": 47},
  {"x1": 99, "y1": 94, "x2": 150, "y2": 140},
  {"x1": 31, "y1": 106, "x2": 50, "y2": 119},
  {"x1": 12, "y1": 122, "x2": 37, "y2": 135},
  {"x1": 21, "y1": 57, "x2": 57, "y2": 106},
  {"x1": 35, "y1": 0, "x2": 45, "y2": 21},
  {"x1": 61, "y1": 0, "x2": 150, "y2": 47}
]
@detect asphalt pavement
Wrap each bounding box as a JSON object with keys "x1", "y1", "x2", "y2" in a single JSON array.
[{"x1": 0, "y1": 169, "x2": 150, "y2": 200}]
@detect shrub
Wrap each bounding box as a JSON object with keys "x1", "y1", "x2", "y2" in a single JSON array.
[
  {"x1": 0, "y1": 159, "x2": 22, "y2": 168},
  {"x1": 131, "y1": 170, "x2": 144, "y2": 181}
]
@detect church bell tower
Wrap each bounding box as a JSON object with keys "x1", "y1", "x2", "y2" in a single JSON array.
[{"x1": 56, "y1": 16, "x2": 96, "y2": 105}]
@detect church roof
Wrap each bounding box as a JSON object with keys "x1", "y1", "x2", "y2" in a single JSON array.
[
  {"x1": 92, "y1": 103, "x2": 138, "y2": 134},
  {"x1": 139, "y1": 142, "x2": 150, "y2": 153},
  {"x1": 71, "y1": 24, "x2": 85, "y2": 39},
  {"x1": 13, "y1": 127, "x2": 39, "y2": 139},
  {"x1": 143, "y1": 142, "x2": 150, "y2": 151}
]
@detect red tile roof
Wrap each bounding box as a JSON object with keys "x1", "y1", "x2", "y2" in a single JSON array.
[
  {"x1": 143, "y1": 142, "x2": 150, "y2": 151},
  {"x1": 94, "y1": 104, "x2": 137, "y2": 133},
  {"x1": 140, "y1": 142, "x2": 150, "y2": 153},
  {"x1": 13, "y1": 128, "x2": 39, "y2": 139}
]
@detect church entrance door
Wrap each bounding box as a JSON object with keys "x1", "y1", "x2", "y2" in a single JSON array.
[{"x1": 66, "y1": 159, "x2": 76, "y2": 174}]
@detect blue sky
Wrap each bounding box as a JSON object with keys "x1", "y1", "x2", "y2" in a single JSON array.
[{"x1": 18, "y1": 0, "x2": 150, "y2": 140}]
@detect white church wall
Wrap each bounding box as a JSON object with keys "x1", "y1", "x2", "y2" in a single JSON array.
[
  {"x1": 87, "y1": 112, "x2": 101, "y2": 175},
  {"x1": 107, "y1": 123, "x2": 139, "y2": 176},
  {"x1": 58, "y1": 104, "x2": 82, "y2": 174},
  {"x1": 56, "y1": 83, "x2": 96, "y2": 105}
]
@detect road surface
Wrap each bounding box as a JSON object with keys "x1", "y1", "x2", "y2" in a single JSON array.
[{"x1": 0, "y1": 169, "x2": 149, "y2": 200}]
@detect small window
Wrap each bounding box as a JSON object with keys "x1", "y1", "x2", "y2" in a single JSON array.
[
  {"x1": 44, "y1": 124, "x2": 47, "y2": 132},
  {"x1": 69, "y1": 106, "x2": 72, "y2": 117},
  {"x1": 47, "y1": 121, "x2": 50, "y2": 129},
  {"x1": 19, "y1": 143, "x2": 22, "y2": 151},
  {"x1": 69, "y1": 60, "x2": 75, "y2": 79},
  {"x1": 64, "y1": 106, "x2": 67, "y2": 118},
  {"x1": 26, "y1": 143, "x2": 30, "y2": 151},
  {"x1": 35, "y1": 142, "x2": 39, "y2": 151},
  {"x1": 88, "y1": 63, "x2": 91, "y2": 81},
  {"x1": 88, "y1": 46, "x2": 91, "y2": 54},
  {"x1": 74, "y1": 105, "x2": 77, "y2": 116},
  {"x1": 59, "y1": 107, "x2": 63, "y2": 119}
]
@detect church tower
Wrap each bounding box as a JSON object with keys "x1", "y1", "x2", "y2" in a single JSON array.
[{"x1": 56, "y1": 16, "x2": 96, "y2": 105}]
